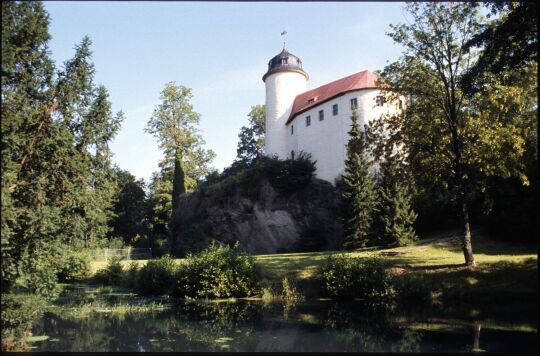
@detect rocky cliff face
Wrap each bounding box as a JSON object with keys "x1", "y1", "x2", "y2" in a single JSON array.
[{"x1": 173, "y1": 178, "x2": 342, "y2": 254}]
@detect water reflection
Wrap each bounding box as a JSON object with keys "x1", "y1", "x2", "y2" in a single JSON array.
[{"x1": 29, "y1": 296, "x2": 536, "y2": 352}]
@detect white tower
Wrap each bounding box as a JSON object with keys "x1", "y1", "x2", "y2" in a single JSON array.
[{"x1": 262, "y1": 49, "x2": 308, "y2": 159}]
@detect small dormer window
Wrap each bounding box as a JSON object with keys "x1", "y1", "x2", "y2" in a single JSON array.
[
  {"x1": 307, "y1": 98, "x2": 315, "y2": 104},
  {"x1": 350, "y1": 98, "x2": 358, "y2": 110},
  {"x1": 281, "y1": 58, "x2": 288, "y2": 65}
]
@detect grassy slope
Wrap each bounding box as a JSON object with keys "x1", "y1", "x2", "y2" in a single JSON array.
[{"x1": 91, "y1": 229, "x2": 537, "y2": 302}]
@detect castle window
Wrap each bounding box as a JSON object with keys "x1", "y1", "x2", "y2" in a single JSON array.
[
  {"x1": 306, "y1": 115, "x2": 311, "y2": 126},
  {"x1": 291, "y1": 125, "x2": 294, "y2": 135},
  {"x1": 281, "y1": 58, "x2": 288, "y2": 65},
  {"x1": 350, "y1": 98, "x2": 358, "y2": 110},
  {"x1": 332, "y1": 104, "x2": 338, "y2": 116},
  {"x1": 291, "y1": 150, "x2": 295, "y2": 160},
  {"x1": 399, "y1": 99, "x2": 403, "y2": 109},
  {"x1": 376, "y1": 95, "x2": 386, "y2": 106},
  {"x1": 319, "y1": 110, "x2": 324, "y2": 121}
]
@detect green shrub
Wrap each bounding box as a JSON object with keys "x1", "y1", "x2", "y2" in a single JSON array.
[
  {"x1": 1, "y1": 292, "x2": 47, "y2": 350},
  {"x1": 392, "y1": 272, "x2": 433, "y2": 302},
  {"x1": 23, "y1": 258, "x2": 60, "y2": 300},
  {"x1": 137, "y1": 255, "x2": 177, "y2": 295},
  {"x1": 123, "y1": 262, "x2": 140, "y2": 289},
  {"x1": 56, "y1": 250, "x2": 91, "y2": 283},
  {"x1": 176, "y1": 242, "x2": 261, "y2": 299},
  {"x1": 200, "y1": 154, "x2": 316, "y2": 200},
  {"x1": 320, "y1": 255, "x2": 392, "y2": 300},
  {"x1": 95, "y1": 257, "x2": 124, "y2": 285},
  {"x1": 281, "y1": 277, "x2": 304, "y2": 302}
]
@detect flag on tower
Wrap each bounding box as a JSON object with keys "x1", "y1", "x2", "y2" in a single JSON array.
[{"x1": 281, "y1": 30, "x2": 287, "y2": 36}]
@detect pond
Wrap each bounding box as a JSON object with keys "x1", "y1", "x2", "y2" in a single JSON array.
[{"x1": 27, "y1": 286, "x2": 537, "y2": 352}]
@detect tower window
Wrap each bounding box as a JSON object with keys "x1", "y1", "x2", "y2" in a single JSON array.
[
  {"x1": 291, "y1": 125, "x2": 294, "y2": 135},
  {"x1": 319, "y1": 110, "x2": 324, "y2": 121},
  {"x1": 281, "y1": 58, "x2": 288, "y2": 65},
  {"x1": 376, "y1": 95, "x2": 386, "y2": 106},
  {"x1": 350, "y1": 98, "x2": 358, "y2": 110},
  {"x1": 332, "y1": 104, "x2": 338, "y2": 116},
  {"x1": 306, "y1": 115, "x2": 311, "y2": 126},
  {"x1": 291, "y1": 150, "x2": 295, "y2": 160}
]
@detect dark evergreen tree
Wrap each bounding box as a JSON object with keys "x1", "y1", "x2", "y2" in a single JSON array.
[
  {"x1": 171, "y1": 149, "x2": 186, "y2": 211},
  {"x1": 377, "y1": 154, "x2": 418, "y2": 247},
  {"x1": 341, "y1": 110, "x2": 377, "y2": 249},
  {"x1": 1, "y1": 0, "x2": 57, "y2": 291},
  {"x1": 170, "y1": 149, "x2": 186, "y2": 253},
  {"x1": 110, "y1": 168, "x2": 148, "y2": 246},
  {"x1": 1, "y1": 2, "x2": 123, "y2": 297}
]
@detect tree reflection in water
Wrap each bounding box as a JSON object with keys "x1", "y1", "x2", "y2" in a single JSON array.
[{"x1": 29, "y1": 299, "x2": 535, "y2": 352}]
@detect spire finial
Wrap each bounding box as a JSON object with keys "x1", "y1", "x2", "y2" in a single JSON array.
[{"x1": 281, "y1": 30, "x2": 287, "y2": 49}]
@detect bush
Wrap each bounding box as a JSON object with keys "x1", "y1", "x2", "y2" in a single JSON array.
[
  {"x1": 123, "y1": 262, "x2": 140, "y2": 289},
  {"x1": 281, "y1": 277, "x2": 304, "y2": 302},
  {"x1": 95, "y1": 257, "x2": 124, "y2": 285},
  {"x1": 56, "y1": 250, "x2": 91, "y2": 283},
  {"x1": 137, "y1": 255, "x2": 177, "y2": 295},
  {"x1": 392, "y1": 272, "x2": 433, "y2": 302},
  {"x1": 23, "y1": 257, "x2": 60, "y2": 300},
  {"x1": 176, "y1": 242, "x2": 261, "y2": 299},
  {"x1": 1, "y1": 292, "x2": 47, "y2": 351},
  {"x1": 320, "y1": 254, "x2": 392, "y2": 300},
  {"x1": 200, "y1": 154, "x2": 316, "y2": 200}
]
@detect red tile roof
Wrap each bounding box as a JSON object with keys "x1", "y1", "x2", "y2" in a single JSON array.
[{"x1": 286, "y1": 70, "x2": 379, "y2": 125}]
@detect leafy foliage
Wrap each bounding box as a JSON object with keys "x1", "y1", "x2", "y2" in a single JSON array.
[
  {"x1": 56, "y1": 250, "x2": 91, "y2": 283},
  {"x1": 94, "y1": 257, "x2": 124, "y2": 286},
  {"x1": 2, "y1": 1, "x2": 123, "y2": 300},
  {"x1": 320, "y1": 254, "x2": 392, "y2": 300},
  {"x1": 1, "y1": 293, "x2": 47, "y2": 351},
  {"x1": 145, "y1": 83, "x2": 215, "y2": 192},
  {"x1": 462, "y1": 2, "x2": 537, "y2": 94},
  {"x1": 110, "y1": 168, "x2": 148, "y2": 246},
  {"x1": 236, "y1": 105, "x2": 266, "y2": 165},
  {"x1": 176, "y1": 242, "x2": 261, "y2": 299},
  {"x1": 137, "y1": 255, "x2": 178, "y2": 296},
  {"x1": 199, "y1": 154, "x2": 316, "y2": 200}
]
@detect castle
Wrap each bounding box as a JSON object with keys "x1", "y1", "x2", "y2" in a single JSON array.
[{"x1": 262, "y1": 48, "x2": 400, "y2": 183}]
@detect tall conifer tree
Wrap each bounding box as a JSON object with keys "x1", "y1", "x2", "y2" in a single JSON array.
[
  {"x1": 341, "y1": 110, "x2": 377, "y2": 249},
  {"x1": 377, "y1": 154, "x2": 418, "y2": 247}
]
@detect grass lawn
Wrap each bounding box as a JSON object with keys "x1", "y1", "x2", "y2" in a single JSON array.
[{"x1": 90, "y1": 229, "x2": 537, "y2": 303}]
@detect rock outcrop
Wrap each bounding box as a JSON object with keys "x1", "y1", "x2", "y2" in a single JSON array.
[{"x1": 173, "y1": 178, "x2": 342, "y2": 254}]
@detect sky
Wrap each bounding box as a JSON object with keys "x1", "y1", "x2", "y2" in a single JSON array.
[{"x1": 44, "y1": 1, "x2": 408, "y2": 182}]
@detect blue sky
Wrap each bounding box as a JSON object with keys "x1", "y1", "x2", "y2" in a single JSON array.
[{"x1": 44, "y1": 1, "x2": 407, "y2": 182}]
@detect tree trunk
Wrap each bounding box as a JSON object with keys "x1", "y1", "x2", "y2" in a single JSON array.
[
  {"x1": 450, "y1": 122, "x2": 475, "y2": 266},
  {"x1": 459, "y1": 187, "x2": 475, "y2": 266}
]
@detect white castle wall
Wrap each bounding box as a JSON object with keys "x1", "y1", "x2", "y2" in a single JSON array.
[
  {"x1": 264, "y1": 71, "x2": 307, "y2": 159},
  {"x1": 286, "y1": 89, "x2": 399, "y2": 183}
]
